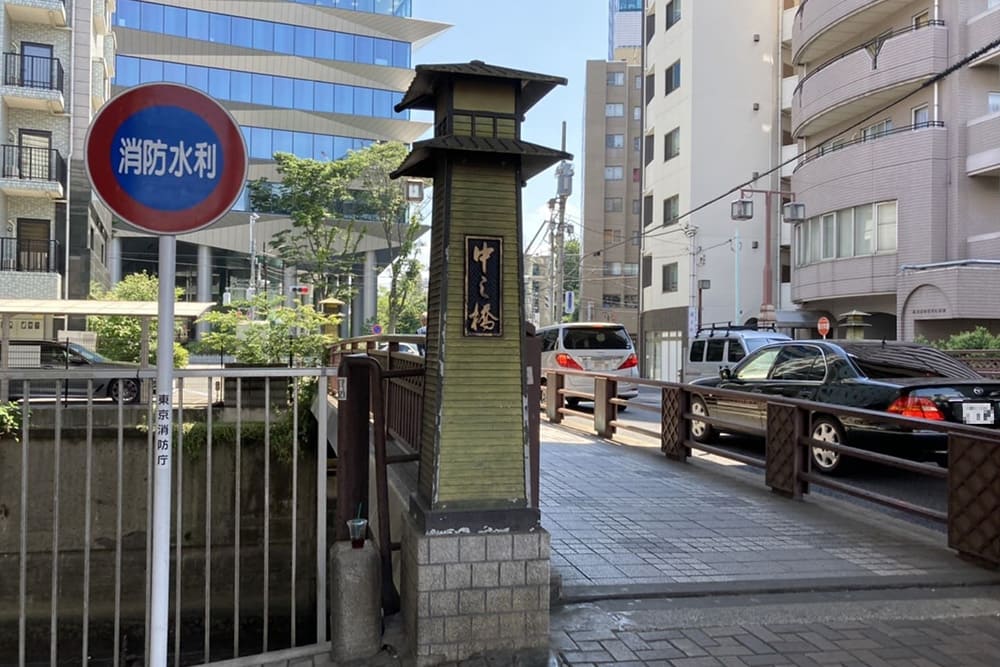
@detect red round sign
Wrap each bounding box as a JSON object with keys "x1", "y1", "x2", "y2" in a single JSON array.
[
  {"x1": 85, "y1": 83, "x2": 247, "y2": 235},
  {"x1": 817, "y1": 316, "x2": 831, "y2": 337}
]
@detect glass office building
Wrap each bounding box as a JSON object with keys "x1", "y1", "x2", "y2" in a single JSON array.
[{"x1": 109, "y1": 0, "x2": 447, "y2": 333}]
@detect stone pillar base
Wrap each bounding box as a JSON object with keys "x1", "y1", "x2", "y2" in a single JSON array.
[{"x1": 400, "y1": 510, "x2": 551, "y2": 666}]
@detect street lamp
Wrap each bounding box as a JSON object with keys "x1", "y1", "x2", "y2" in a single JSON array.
[{"x1": 729, "y1": 189, "x2": 803, "y2": 323}]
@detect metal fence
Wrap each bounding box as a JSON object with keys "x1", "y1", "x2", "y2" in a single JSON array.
[{"x1": 0, "y1": 365, "x2": 334, "y2": 667}]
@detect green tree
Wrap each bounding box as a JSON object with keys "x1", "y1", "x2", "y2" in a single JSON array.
[
  {"x1": 563, "y1": 238, "x2": 581, "y2": 323},
  {"x1": 328, "y1": 141, "x2": 424, "y2": 333},
  {"x1": 249, "y1": 153, "x2": 364, "y2": 303},
  {"x1": 376, "y1": 257, "x2": 426, "y2": 334},
  {"x1": 197, "y1": 293, "x2": 339, "y2": 365},
  {"x1": 88, "y1": 272, "x2": 189, "y2": 367}
]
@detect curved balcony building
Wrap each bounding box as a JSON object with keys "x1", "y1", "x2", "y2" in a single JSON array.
[{"x1": 789, "y1": 0, "x2": 1000, "y2": 342}]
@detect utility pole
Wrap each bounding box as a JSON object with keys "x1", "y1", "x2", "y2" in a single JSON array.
[{"x1": 552, "y1": 122, "x2": 573, "y2": 324}]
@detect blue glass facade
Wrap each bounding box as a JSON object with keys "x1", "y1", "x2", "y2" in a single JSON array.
[
  {"x1": 290, "y1": 0, "x2": 412, "y2": 17},
  {"x1": 115, "y1": 56, "x2": 408, "y2": 120},
  {"x1": 114, "y1": 0, "x2": 411, "y2": 68}
]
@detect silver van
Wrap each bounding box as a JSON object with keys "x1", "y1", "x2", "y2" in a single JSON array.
[
  {"x1": 684, "y1": 326, "x2": 790, "y2": 383},
  {"x1": 539, "y1": 322, "x2": 639, "y2": 407}
]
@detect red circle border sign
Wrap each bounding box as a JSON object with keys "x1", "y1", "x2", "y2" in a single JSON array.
[{"x1": 85, "y1": 83, "x2": 248, "y2": 235}]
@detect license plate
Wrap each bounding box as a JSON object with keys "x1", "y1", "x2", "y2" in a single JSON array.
[{"x1": 962, "y1": 402, "x2": 995, "y2": 425}]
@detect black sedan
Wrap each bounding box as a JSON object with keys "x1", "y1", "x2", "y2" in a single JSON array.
[{"x1": 688, "y1": 340, "x2": 1000, "y2": 473}]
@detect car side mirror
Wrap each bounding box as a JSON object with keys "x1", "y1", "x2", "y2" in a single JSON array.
[{"x1": 719, "y1": 367, "x2": 732, "y2": 380}]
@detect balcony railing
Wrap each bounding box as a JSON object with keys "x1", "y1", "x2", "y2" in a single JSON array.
[
  {"x1": 797, "y1": 121, "x2": 945, "y2": 169},
  {"x1": 795, "y1": 20, "x2": 945, "y2": 95},
  {"x1": 0, "y1": 237, "x2": 61, "y2": 273},
  {"x1": 2, "y1": 52, "x2": 64, "y2": 93},
  {"x1": 0, "y1": 144, "x2": 66, "y2": 187}
]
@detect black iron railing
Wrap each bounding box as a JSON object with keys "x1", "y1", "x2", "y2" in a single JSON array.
[
  {"x1": 0, "y1": 237, "x2": 61, "y2": 273},
  {"x1": 0, "y1": 144, "x2": 66, "y2": 187},
  {"x1": 2, "y1": 52, "x2": 64, "y2": 94}
]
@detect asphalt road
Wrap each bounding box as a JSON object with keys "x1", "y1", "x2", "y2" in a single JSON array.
[{"x1": 556, "y1": 385, "x2": 948, "y2": 532}]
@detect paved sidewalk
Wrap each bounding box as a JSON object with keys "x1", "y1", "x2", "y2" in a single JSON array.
[{"x1": 540, "y1": 422, "x2": 1000, "y2": 666}]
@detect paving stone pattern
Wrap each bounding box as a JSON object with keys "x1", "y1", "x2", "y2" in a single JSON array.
[
  {"x1": 538, "y1": 425, "x2": 967, "y2": 590},
  {"x1": 552, "y1": 616, "x2": 1000, "y2": 666}
]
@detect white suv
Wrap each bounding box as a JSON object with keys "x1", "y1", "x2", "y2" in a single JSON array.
[
  {"x1": 539, "y1": 322, "x2": 639, "y2": 407},
  {"x1": 684, "y1": 325, "x2": 790, "y2": 383}
]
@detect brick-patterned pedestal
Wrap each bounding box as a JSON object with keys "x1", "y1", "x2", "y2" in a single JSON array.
[{"x1": 400, "y1": 512, "x2": 551, "y2": 665}]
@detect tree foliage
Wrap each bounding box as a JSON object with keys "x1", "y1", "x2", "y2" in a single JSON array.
[
  {"x1": 932, "y1": 326, "x2": 1000, "y2": 350},
  {"x1": 88, "y1": 272, "x2": 189, "y2": 367},
  {"x1": 376, "y1": 258, "x2": 425, "y2": 334},
  {"x1": 197, "y1": 293, "x2": 340, "y2": 365},
  {"x1": 249, "y1": 142, "x2": 423, "y2": 332},
  {"x1": 249, "y1": 153, "x2": 363, "y2": 303}
]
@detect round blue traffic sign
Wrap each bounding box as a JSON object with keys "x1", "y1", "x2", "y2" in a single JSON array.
[{"x1": 85, "y1": 83, "x2": 247, "y2": 235}]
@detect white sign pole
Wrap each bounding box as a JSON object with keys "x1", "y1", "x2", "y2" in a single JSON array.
[{"x1": 149, "y1": 234, "x2": 176, "y2": 666}]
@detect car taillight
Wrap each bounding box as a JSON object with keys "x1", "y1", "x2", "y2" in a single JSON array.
[
  {"x1": 554, "y1": 353, "x2": 583, "y2": 370},
  {"x1": 887, "y1": 395, "x2": 945, "y2": 421},
  {"x1": 618, "y1": 353, "x2": 638, "y2": 370}
]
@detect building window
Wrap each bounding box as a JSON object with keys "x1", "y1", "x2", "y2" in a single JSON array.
[
  {"x1": 603, "y1": 294, "x2": 622, "y2": 308},
  {"x1": 664, "y1": 127, "x2": 680, "y2": 161},
  {"x1": 665, "y1": 60, "x2": 680, "y2": 96},
  {"x1": 604, "y1": 262, "x2": 623, "y2": 276},
  {"x1": 662, "y1": 262, "x2": 678, "y2": 292},
  {"x1": 989, "y1": 92, "x2": 1000, "y2": 114},
  {"x1": 912, "y1": 105, "x2": 929, "y2": 128},
  {"x1": 633, "y1": 168, "x2": 641, "y2": 182},
  {"x1": 604, "y1": 229, "x2": 624, "y2": 245},
  {"x1": 912, "y1": 10, "x2": 929, "y2": 27},
  {"x1": 663, "y1": 195, "x2": 679, "y2": 225},
  {"x1": 633, "y1": 137, "x2": 641, "y2": 151},
  {"x1": 607, "y1": 71, "x2": 625, "y2": 86},
  {"x1": 632, "y1": 199, "x2": 641, "y2": 214},
  {"x1": 624, "y1": 263, "x2": 639, "y2": 276},
  {"x1": 633, "y1": 106, "x2": 642, "y2": 120},
  {"x1": 604, "y1": 166, "x2": 624, "y2": 180},
  {"x1": 605, "y1": 103, "x2": 625, "y2": 117},
  {"x1": 641, "y1": 255, "x2": 652, "y2": 288},
  {"x1": 796, "y1": 201, "x2": 898, "y2": 266},
  {"x1": 645, "y1": 11, "x2": 656, "y2": 44},
  {"x1": 645, "y1": 73, "x2": 655, "y2": 104},
  {"x1": 606, "y1": 133, "x2": 625, "y2": 149},
  {"x1": 861, "y1": 119, "x2": 892, "y2": 141},
  {"x1": 605, "y1": 197, "x2": 624, "y2": 212},
  {"x1": 624, "y1": 294, "x2": 639, "y2": 308},
  {"x1": 665, "y1": 0, "x2": 681, "y2": 29},
  {"x1": 643, "y1": 194, "x2": 654, "y2": 226},
  {"x1": 644, "y1": 134, "x2": 655, "y2": 165},
  {"x1": 634, "y1": 74, "x2": 642, "y2": 89}
]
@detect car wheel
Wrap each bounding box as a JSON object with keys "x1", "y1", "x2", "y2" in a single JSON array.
[
  {"x1": 810, "y1": 416, "x2": 846, "y2": 474},
  {"x1": 109, "y1": 378, "x2": 140, "y2": 404},
  {"x1": 689, "y1": 396, "x2": 716, "y2": 443}
]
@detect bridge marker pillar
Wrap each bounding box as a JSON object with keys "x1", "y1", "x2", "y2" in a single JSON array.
[{"x1": 391, "y1": 61, "x2": 569, "y2": 665}]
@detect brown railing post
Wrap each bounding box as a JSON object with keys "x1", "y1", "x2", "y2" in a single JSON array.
[
  {"x1": 524, "y1": 325, "x2": 541, "y2": 509},
  {"x1": 546, "y1": 371, "x2": 564, "y2": 424},
  {"x1": 765, "y1": 402, "x2": 808, "y2": 498},
  {"x1": 594, "y1": 377, "x2": 615, "y2": 439},
  {"x1": 334, "y1": 358, "x2": 370, "y2": 542},
  {"x1": 661, "y1": 386, "x2": 688, "y2": 461},
  {"x1": 947, "y1": 433, "x2": 1000, "y2": 567}
]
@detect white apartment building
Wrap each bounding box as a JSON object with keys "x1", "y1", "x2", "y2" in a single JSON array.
[
  {"x1": 0, "y1": 0, "x2": 116, "y2": 319},
  {"x1": 640, "y1": 0, "x2": 795, "y2": 381}
]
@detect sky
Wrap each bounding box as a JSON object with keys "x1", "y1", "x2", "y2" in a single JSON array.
[{"x1": 406, "y1": 0, "x2": 608, "y2": 256}]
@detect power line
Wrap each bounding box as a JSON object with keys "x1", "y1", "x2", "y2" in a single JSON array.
[{"x1": 586, "y1": 33, "x2": 1000, "y2": 260}]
